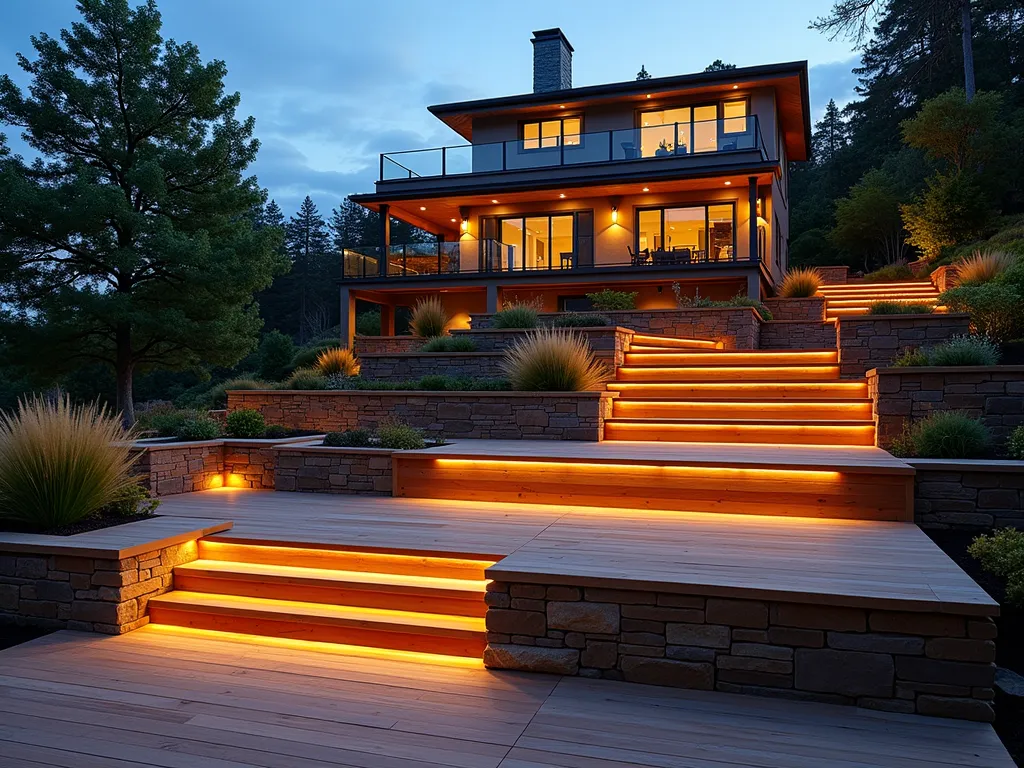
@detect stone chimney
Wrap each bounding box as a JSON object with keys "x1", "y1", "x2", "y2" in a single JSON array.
[{"x1": 531, "y1": 28, "x2": 573, "y2": 93}]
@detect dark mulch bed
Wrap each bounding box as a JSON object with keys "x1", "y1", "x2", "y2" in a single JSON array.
[
  {"x1": 0, "y1": 512, "x2": 156, "y2": 536},
  {"x1": 927, "y1": 529, "x2": 1024, "y2": 766}
]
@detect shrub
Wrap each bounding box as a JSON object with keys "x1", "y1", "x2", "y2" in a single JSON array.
[
  {"x1": 225, "y1": 409, "x2": 266, "y2": 439},
  {"x1": 778, "y1": 267, "x2": 822, "y2": 298},
  {"x1": 868, "y1": 300, "x2": 934, "y2": 315},
  {"x1": 355, "y1": 310, "x2": 382, "y2": 336},
  {"x1": 290, "y1": 340, "x2": 339, "y2": 371},
  {"x1": 727, "y1": 294, "x2": 774, "y2": 321},
  {"x1": 140, "y1": 407, "x2": 196, "y2": 437},
  {"x1": 926, "y1": 335, "x2": 1001, "y2": 366},
  {"x1": 99, "y1": 481, "x2": 160, "y2": 518},
  {"x1": 315, "y1": 347, "x2": 360, "y2": 377},
  {"x1": 323, "y1": 429, "x2": 373, "y2": 448},
  {"x1": 0, "y1": 394, "x2": 137, "y2": 531},
  {"x1": 176, "y1": 416, "x2": 221, "y2": 441},
  {"x1": 587, "y1": 289, "x2": 637, "y2": 311},
  {"x1": 955, "y1": 249, "x2": 1016, "y2": 287},
  {"x1": 863, "y1": 262, "x2": 914, "y2": 282},
  {"x1": 902, "y1": 411, "x2": 991, "y2": 459},
  {"x1": 421, "y1": 336, "x2": 477, "y2": 352},
  {"x1": 257, "y1": 330, "x2": 296, "y2": 381},
  {"x1": 892, "y1": 348, "x2": 930, "y2": 367},
  {"x1": 941, "y1": 283, "x2": 1023, "y2": 342},
  {"x1": 491, "y1": 303, "x2": 539, "y2": 329},
  {"x1": 281, "y1": 367, "x2": 327, "y2": 390},
  {"x1": 377, "y1": 419, "x2": 426, "y2": 450},
  {"x1": 502, "y1": 328, "x2": 606, "y2": 392},
  {"x1": 1009, "y1": 426, "x2": 1024, "y2": 460},
  {"x1": 969, "y1": 528, "x2": 1024, "y2": 606},
  {"x1": 552, "y1": 312, "x2": 611, "y2": 328},
  {"x1": 409, "y1": 296, "x2": 449, "y2": 338},
  {"x1": 264, "y1": 424, "x2": 290, "y2": 440}
]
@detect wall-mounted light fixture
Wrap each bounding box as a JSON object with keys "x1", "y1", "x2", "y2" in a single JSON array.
[
  {"x1": 458, "y1": 207, "x2": 470, "y2": 234},
  {"x1": 461, "y1": 219, "x2": 469, "y2": 232},
  {"x1": 611, "y1": 206, "x2": 618, "y2": 224}
]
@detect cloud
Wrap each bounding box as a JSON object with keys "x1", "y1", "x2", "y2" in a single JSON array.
[{"x1": 808, "y1": 58, "x2": 861, "y2": 120}]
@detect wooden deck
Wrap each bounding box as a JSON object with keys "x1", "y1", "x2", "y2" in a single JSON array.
[
  {"x1": 158, "y1": 490, "x2": 997, "y2": 615},
  {"x1": 0, "y1": 628, "x2": 1011, "y2": 767}
]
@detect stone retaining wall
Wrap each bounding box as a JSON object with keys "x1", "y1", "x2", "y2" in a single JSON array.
[
  {"x1": 453, "y1": 327, "x2": 634, "y2": 367},
  {"x1": 274, "y1": 443, "x2": 392, "y2": 495},
  {"x1": 358, "y1": 353, "x2": 507, "y2": 382},
  {"x1": 909, "y1": 459, "x2": 1024, "y2": 530},
  {"x1": 868, "y1": 366, "x2": 1024, "y2": 450},
  {"x1": 228, "y1": 391, "x2": 615, "y2": 441},
  {"x1": 763, "y1": 297, "x2": 826, "y2": 322},
  {"x1": 470, "y1": 308, "x2": 759, "y2": 349},
  {"x1": 816, "y1": 266, "x2": 849, "y2": 284},
  {"x1": 0, "y1": 540, "x2": 199, "y2": 634},
  {"x1": 353, "y1": 335, "x2": 422, "y2": 354},
  {"x1": 484, "y1": 581, "x2": 996, "y2": 722},
  {"x1": 837, "y1": 314, "x2": 971, "y2": 378},
  {"x1": 759, "y1": 321, "x2": 836, "y2": 350}
]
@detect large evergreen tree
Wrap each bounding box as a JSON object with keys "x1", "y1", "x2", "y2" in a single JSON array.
[
  {"x1": 0, "y1": 0, "x2": 285, "y2": 424},
  {"x1": 285, "y1": 196, "x2": 332, "y2": 343}
]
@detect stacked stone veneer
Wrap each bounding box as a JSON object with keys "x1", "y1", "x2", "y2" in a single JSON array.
[
  {"x1": 0, "y1": 540, "x2": 198, "y2": 634},
  {"x1": 763, "y1": 297, "x2": 826, "y2": 322},
  {"x1": 910, "y1": 460, "x2": 1024, "y2": 530},
  {"x1": 471, "y1": 308, "x2": 760, "y2": 349},
  {"x1": 760, "y1": 321, "x2": 837, "y2": 350},
  {"x1": 868, "y1": 366, "x2": 1024, "y2": 449},
  {"x1": 275, "y1": 444, "x2": 392, "y2": 495},
  {"x1": 228, "y1": 391, "x2": 614, "y2": 441},
  {"x1": 837, "y1": 314, "x2": 971, "y2": 378},
  {"x1": 353, "y1": 335, "x2": 423, "y2": 354},
  {"x1": 815, "y1": 266, "x2": 850, "y2": 284},
  {"x1": 358, "y1": 353, "x2": 506, "y2": 382},
  {"x1": 484, "y1": 583, "x2": 997, "y2": 721}
]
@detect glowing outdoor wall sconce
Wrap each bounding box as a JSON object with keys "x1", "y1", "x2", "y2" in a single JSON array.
[
  {"x1": 460, "y1": 219, "x2": 468, "y2": 232},
  {"x1": 458, "y1": 207, "x2": 469, "y2": 233},
  {"x1": 611, "y1": 206, "x2": 618, "y2": 224}
]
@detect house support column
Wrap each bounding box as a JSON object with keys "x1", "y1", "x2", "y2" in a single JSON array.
[
  {"x1": 340, "y1": 286, "x2": 356, "y2": 347},
  {"x1": 379, "y1": 303, "x2": 396, "y2": 336},
  {"x1": 486, "y1": 284, "x2": 499, "y2": 314},
  {"x1": 378, "y1": 204, "x2": 390, "y2": 277},
  {"x1": 747, "y1": 177, "x2": 758, "y2": 265},
  {"x1": 745, "y1": 270, "x2": 760, "y2": 300}
]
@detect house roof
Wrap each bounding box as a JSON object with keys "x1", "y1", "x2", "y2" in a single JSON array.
[{"x1": 429, "y1": 61, "x2": 812, "y2": 161}]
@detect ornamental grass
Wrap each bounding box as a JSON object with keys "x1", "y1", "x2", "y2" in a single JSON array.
[
  {"x1": 778, "y1": 267, "x2": 822, "y2": 298},
  {"x1": 316, "y1": 347, "x2": 360, "y2": 377},
  {"x1": 955, "y1": 249, "x2": 1016, "y2": 287},
  {"x1": 502, "y1": 327, "x2": 607, "y2": 392},
  {"x1": 409, "y1": 296, "x2": 450, "y2": 338},
  {"x1": 0, "y1": 394, "x2": 138, "y2": 531}
]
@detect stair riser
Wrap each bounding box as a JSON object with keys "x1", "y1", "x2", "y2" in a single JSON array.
[
  {"x1": 612, "y1": 403, "x2": 874, "y2": 420},
  {"x1": 604, "y1": 423, "x2": 876, "y2": 446},
  {"x1": 624, "y1": 352, "x2": 838, "y2": 366},
  {"x1": 606, "y1": 385, "x2": 868, "y2": 400},
  {"x1": 197, "y1": 541, "x2": 492, "y2": 580},
  {"x1": 392, "y1": 457, "x2": 913, "y2": 522},
  {"x1": 631, "y1": 335, "x2": 720, "y2": 349},
  {"x1": 617, "y1": 368, "x2": 840, "y2": 382},
  {"x1": 148, "y1": 605, "x2": 487, "y2": 657}
]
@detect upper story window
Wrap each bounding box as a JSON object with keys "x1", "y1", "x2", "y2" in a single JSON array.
[
  {"x1": 522, "y1": 117, "x2": 582, "y2": 150},
  {"x1": 638, "y1": 100, "x2": 749, "y2": 157}
]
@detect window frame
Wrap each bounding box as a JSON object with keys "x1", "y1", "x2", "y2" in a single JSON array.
[
  {"x1": 634, "y1": 202, "x2": 737, "y2": 259},
  {"x1": 519, "y1": 115, "x2": 584, "y2": 152},
  {"x1": 635, "y1": 97, "x2": 751, "y2": 153},
  {"x1": 486, "y1": 209, "x2": 587, "y2": 270}
]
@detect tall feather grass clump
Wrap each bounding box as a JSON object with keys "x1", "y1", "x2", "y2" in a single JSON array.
[
  {"x1": 955, "y1": 249, "x2": 1016, "y2": 286},
  {"x1": 409, "y1": 296, "x2": 450, "y2": 338},
  {"x1": 0, "y1": 395, "x2": 138, "y2": 531},
  {"x1": 316, "y1": 347, "x2": 360, "y2": 376},
  {"x1": 502, "y1": 328, "x2": 607, "y2": 391},
  {"x1": 492, "y1": 303, "x2": 540, "y2": 329},
  {"x1": 778, "y1": 267, "x2": 822, "y2": 298}
]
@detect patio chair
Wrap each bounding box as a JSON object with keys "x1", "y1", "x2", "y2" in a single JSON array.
[{"x1": 627, "y1": 246, "x2": 650, "y2": 266}]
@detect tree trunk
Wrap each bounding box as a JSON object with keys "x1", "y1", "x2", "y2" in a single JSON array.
[
  {"x1": 115, "y1": 323, "x2": 135, "y2": 428},
  {"x1": 962, "y1": 0, "x2": 976, "y2": 101}
]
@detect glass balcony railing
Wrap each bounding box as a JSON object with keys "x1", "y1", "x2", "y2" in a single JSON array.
[
  {"x1": 342, "y1": 239, "x2": 515, "y2": 279},
  {"x1": 380, "y1": 116, "x2": 766, "y2": 181}
]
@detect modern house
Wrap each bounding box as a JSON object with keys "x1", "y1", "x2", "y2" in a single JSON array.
[{"x1": 343, "y1": 29, "x2": 811, "y2": 341}]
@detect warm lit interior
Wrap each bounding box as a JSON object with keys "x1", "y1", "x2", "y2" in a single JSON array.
[{"x1": 636, "y1": 203, "x2": 734, "y2": 259}]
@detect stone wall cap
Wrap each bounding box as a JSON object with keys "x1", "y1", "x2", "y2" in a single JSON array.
[
  {"x1": 869, "y1": 365, "x2": 1024, "y2": 376},
  {"x1": 453, "y1": 326, "x2": 634, "y2": 334},
  {"x1": 838, "y1": 313, "x2": 970, "y2": 324},
  {"x1": 907, "y1": 458, "x2": 1024, "y2": 472},
  {"x1": 131, "y1": 435, "x2": 325, "y2": 450},
  {"x1": 358, "y1": 352, "x2": 505, "y2": 359},
  {"x1": 228, "y1": 389, "x2": 616, "y2": 398},
  {"x1": 0, "y1": 516, "x2": 232, "y2": 559}
]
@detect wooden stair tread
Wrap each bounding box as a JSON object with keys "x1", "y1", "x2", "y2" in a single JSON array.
[
  {"x1": 605, "y1": 417, "x2": 875, "y2": 426},
  {"x1": 175, "y1": 559, "x2": 488, "y2": 594},
  {"x1": 149, "y1": 591, "x2": 486, "y2": 635},
  {"x1": 611, "y1": 397, "x2": 873, "y2": 404}
]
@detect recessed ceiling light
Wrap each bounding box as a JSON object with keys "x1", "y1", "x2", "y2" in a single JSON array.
[
  {"x1": 642, "y1": 187, "x2": 650, "y2": 192},
  {"x1": 419, "y1": 206, "x2": 427, "y2": 210},
  {"x1": 491, "y1": 199, "x2": 498, "y2": 204},
  {"x1": 646, "y1": 94, "x2": 652, "y2": 99},
  {"x1": 733, "y1": 85, "x2": 739, "y2": 89},
  {"x1": 724, "y1": 181, "x2": 732, "y2": 186},
  {"x1": 559, "y1": 193, "x2": 565, "y2": 198},
  {"x1": 450, "y1": 218, "x2": 457, "y2": 223},
  {"x1": 559, "y1": 104, "x2": 566, "y2": 109}
]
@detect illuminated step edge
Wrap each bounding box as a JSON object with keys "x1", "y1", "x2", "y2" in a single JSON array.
[
  {"x1": 603, "y1": 419, "x2": 876, "y2": 446},
  {"x1": 605, "y1": 382, "x2": 868, "y2": 399}
]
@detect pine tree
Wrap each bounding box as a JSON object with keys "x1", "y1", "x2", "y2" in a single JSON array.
[
  {"x1": 285, "y1": 197, "x2": 331, "y2": 343},
  {"x1": 704, "y1": 60, "x2": 737, "y2": 72},
  {"x1": 811, "y1": 100, "x2": 850, "y2": 165},
  {"x1": 636, "y1": 65, "x2": 651, "y2": 81},
  {"x1": 329, "y1": 198, "x2": 366, "y2": 251}
]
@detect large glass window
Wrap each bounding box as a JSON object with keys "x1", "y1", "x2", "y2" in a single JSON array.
[
  {"x1": 522, "y1": 117, "x2": 582, "y2": 150},
  {"x1": 635, "y1": 204, "x2": 736, "y2": 262},
  {"x1": 639, "y1": 99, "x2": 749, "y2": 156},
  {"x1": 498, "y1": 214, "x2": 576, "y2": 269}
]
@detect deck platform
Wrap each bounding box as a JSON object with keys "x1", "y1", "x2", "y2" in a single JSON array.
[
  {"x1": 158, "y1": 489, "x2": 996, "y2": 615},
  {"x1": 0, "y1": 628, "x2": 1011, "y2": 767}
]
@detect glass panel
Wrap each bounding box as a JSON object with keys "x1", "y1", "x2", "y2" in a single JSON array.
[
  {"x1": 525, "y1": 217, "x2": 550, "y2": 269},
  {"x1": 693, "y1": 105, "x2": 718, "y2": 153},
  {"x1": 523, "y1": 122, "x2": 540, "y2": 151},
  {"x1": 500, "y1": 218, "x2": 524, "y2": 270},
  {"x1": 664, "y1": 207, "x2": 705, "y2": 258},
  {"x1": 640, "y1": 108, "x2": 690, "y2": 158},
  {"x1": 551, "y1": 216, "x2": 574, "y2": 269},
  {"x1": 563, "y1": 117, "x2": 581, "y2": 146},
  {"x1": 638, "y1": 210, "x2": 661, "y2": 252},
  {"x1": 723, "y1": 100, "x2": 747, "y2": 133},
  {"x1": 541, "y1": 120, "x2": 561, "y2": 148},
  {"x1": 708, "y1": 204, "x2": 734, "y2": 261}
]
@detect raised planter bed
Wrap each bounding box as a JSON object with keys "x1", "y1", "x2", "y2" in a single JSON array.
[
  {"x1": 353, "y1": 335, "x2": 421, "y2": 354},
  {"x1": 837, "y1": 313, "x2": 971, "y2": 378},
  {"x1": 453, "y1": 326, "x2": 634, "y2": 367},
  {"x1": 358, "y1": 352, "x2": 506, "y2": 382},
  {"x1": 763, "y1": 297, "x2": 826, "y2": 322},
  {"x1": 867, "y1": 366, "x2": 1024, "y2": 449},
  {"x1": 274, "y1": 442, "x2": 395, "y2": 495},
  {"x1": 815, "y1": 266, "x2": 850, "y2": 284},
  {"x1": 227, "y1": 390, "x2": 616, "y2": 441},
  {"x1": 908, "y1": 459, "x2": 1024, "y2": 531},
  {"x1": 470, "y1": 308, "x2": 760, "y2": 349}
]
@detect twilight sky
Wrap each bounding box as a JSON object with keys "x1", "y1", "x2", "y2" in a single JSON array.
[{"x1": 1, "y1": 0, "x2": 859, "y2": 214}]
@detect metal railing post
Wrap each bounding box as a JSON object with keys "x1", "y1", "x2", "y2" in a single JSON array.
[
  {"x1": 441, "y1": 147, "x2": 446, "y2": 176},
  {"x1": 379, "y1": 154, "x2": 384, "y2": 181}
]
